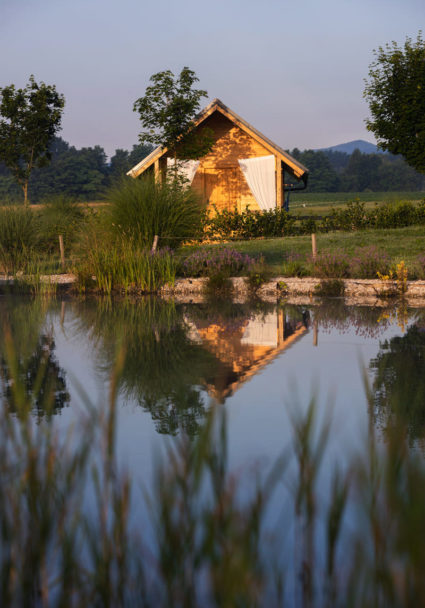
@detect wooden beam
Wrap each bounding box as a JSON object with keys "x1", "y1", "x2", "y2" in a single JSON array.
[{"x1": 276, "y1": 157, "x2": 283, "y2": 208}]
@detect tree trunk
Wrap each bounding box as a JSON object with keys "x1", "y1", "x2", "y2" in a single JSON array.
[{"x1": 23, "y1": 182, "x2": 29, "y2": 207}]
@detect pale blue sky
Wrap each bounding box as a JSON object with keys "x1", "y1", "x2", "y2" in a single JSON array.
[{"x1": 1, "y1": 0, "x2": 423, "y2": 157}]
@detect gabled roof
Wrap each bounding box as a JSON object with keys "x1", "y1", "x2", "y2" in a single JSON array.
[{"x1": 127, "y1": 98, "x2": 308, "y2": 180}]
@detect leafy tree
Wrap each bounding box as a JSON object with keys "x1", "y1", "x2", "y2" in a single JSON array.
[
  {"x1": 364, "y1": 33, "x2": 425, "y2": 173},
  {"x1": 289, "y1": 148, "x2": 340, "y2": 192},
  {"x1": 108, "y1": 143, "x2": 153, "y2": 183},
  {"x1": 0, "y1": 76, "x2": 65, "y2": 205},
  {"x1": 133, "y1": 67, "x2": 214, "y2": 166},
  {"x1": 341, "y1": 149, "x2": 381, "y2": 191}
]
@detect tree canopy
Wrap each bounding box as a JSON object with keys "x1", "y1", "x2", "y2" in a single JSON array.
[
  {"x1": 133, "y1": 67, "x2": 214, "y2": 161},
  {"x1": 364, "y1": 33, "x2": 425, "y2": 173},
  {"x1": 0, "y1": 76, "x2": 65, "y2": 205}
]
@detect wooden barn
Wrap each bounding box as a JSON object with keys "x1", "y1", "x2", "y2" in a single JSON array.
[{"x1": 127, "y1": 98, "x2": 309, "y2": 213}]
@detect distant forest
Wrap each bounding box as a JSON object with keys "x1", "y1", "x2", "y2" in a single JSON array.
[{"x1": 0, "y1": 137, "x2": 423, "y2": 203}]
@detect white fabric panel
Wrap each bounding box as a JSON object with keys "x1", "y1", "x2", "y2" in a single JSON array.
[
  {"x1": 238, "y1": 155, "x2": 276, "y2": 211},
  {"x1": 241, "y1": 312, "x2": 278, "y2": 347},
  {"x1": 166, "y1": 159, "x2": 200, "y2": 184}
]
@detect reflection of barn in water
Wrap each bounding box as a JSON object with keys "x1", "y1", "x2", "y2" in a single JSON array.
[{"x1": 185, "y1": 309, "x2": 310, "y2": 403}]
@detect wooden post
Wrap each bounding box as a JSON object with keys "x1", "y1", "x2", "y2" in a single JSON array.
[
  {"x1": 276, "y1": 158, "x2": 283, "y2": 208},
  {"x1": 311, "y1": 233, "x2": 317, "y2": 260},
  {"x1": 151, "y1": 235, "x2": 159, "y2": 253},
  {"x1": 154, "y1": 159, "x2": 160, "y2": 183},
  {"x1": 59, "y1": 235, "x2": 65, "y2": 270},
  {"x1": 313, "y1": 318, "x2": 318, "y2": 347}
]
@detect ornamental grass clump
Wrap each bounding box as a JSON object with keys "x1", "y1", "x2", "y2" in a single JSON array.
[
  {"x1": 350, "y1": 246, "x2": 390, "y2": 279},
  {"x1": 311, "y1": 251, "x2": 351, "y2": 278},
  {"x1": 77, "y1": 237, "x2": 177, "y2": 294},
  {"x1": 182, "y1": 247, "x2": 255, "y2": 278},
  {"x1": 0, "y1": 206, "x2": 39, "y2": 274},
  {"x1": 107, "y1": 176, "x2": 202, "y2": 250},
  {"x1": 37, "y1": 195, "x2": 86, "y2": 255}
]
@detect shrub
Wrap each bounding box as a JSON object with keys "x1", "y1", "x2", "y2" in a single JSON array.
[
  {"x1": 107, "y1": 177, "x2": 202, "y2": 250},
  {"x1": 328, "y1": 200, "x2": 368, "y2": 231},
  {"x1": 282, "y1": 252, "x2": 308, "y2": 277},
  {"x1": 181, "y1": 247, "x2": 255, "y2": 278},
  {"x1": 0, "y1": 206, "x2": 39, "y2": 274},
  {"x1": 311, "y1": 251, "x2": 351, "y2": 278},
  {"x1": 245, "y1": 256, "x2": 272, "y2": 291},
  {"x1": 203, "y1": 207, "x2": 298, "y2": 240},
  {"x1": 350, "y1": 246, "x2": 390, "y2": 279}
]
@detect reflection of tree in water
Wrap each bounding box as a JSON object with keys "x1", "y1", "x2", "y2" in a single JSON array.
[
  {"x1": 1, "y1": 335, "x2": 69, "y2": 416},
  {"x1": 313, "y1": 300, "x2": 412, "y2": 338},
  {"x1": 0, "y1": 298, "x2": 69, "y2": 416},
  {"x1": 370, "y1": 323, "x2": 425, "y2": 443},
  {"x1": 73, "y1": 298, "x2": 219, "y2": 436}
]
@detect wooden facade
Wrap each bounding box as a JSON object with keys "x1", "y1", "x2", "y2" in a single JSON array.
[{"x1": 128, "y1": 99, "x2": 308, "y2": 213}]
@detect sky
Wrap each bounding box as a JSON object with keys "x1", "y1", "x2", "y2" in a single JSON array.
[{"x1": 1, "y1": 0, "x2": 424, "y2": 158}]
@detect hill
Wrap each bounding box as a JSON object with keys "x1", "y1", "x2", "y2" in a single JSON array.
[{"x1": 317, "y1": 140, "x2": 383, "y2": 155}]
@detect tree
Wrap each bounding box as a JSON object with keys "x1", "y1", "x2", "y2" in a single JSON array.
[
  {"x1": 0, "y1": 75, "x2": 64, "y2": 205},
  {"x1": 133, "y1": 67, "x2": 214, "y2": 168},
  {"x1": 364, "y1": 33, "x2": 425, "y2": 173}
]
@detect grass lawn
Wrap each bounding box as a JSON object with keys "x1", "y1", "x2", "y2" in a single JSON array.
[
  {"x1": 289, "y1": 191, "x2": 424, "y2": 217},
  {"x1": 183, "y1": 226, "x2": 425, "y2": 275}
]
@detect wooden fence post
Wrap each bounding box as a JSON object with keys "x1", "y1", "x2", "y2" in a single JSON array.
[
  {"x1": 59, "y1": 235, "x2": 65, "y2": 270},
  {"x1": 311, "y1": 233, "x2": 317, "y2": 260},
  {"x1": 151, "y1": 235, "x2": 159, "y2": 253}
]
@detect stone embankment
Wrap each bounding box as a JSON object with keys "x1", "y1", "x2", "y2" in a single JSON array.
[
  {"x1": 161, "y1": 276, "x2": 425, "y2": 297},
  {"x1": 2, "y1": 274, "x2": 425, "y2": 306}
]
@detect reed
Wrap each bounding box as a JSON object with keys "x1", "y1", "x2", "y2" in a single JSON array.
[
  {"x1": 107, "y1": 176, "x2": 203, "y2": 250},
  {"x1": 76, "y1": 236, "x2": 177, "y2": 294}
]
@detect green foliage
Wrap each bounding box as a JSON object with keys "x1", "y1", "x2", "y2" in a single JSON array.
[
  {"x1": 77, "y1": 237, "x2": 177, "y2": 294},
  {"x1": 133, "y1": 67, "x2": 214, "y2": 160},
  {"x1": 0, "y1": 206, "x2": 39, "y2": 273},
  {"x1": 290, "y1": 148, "x2": 340, "y2": 192},
  {"x1": 245, "y1": 256, "x2": 272, "y2": 291},
  {"x1": 37, "y1": 195, "x2": 86, "y2": 255},
  {"x1": 204, "y1": 206, "x2": 299, "y2": 240},
  {"x1": 108, "y1": 143, "x2": 153, "y2": 183},
  {"x1": 364, "y1": 33, "x2": 425, "y2": 173},
  {"x1": 107, "y1": 176, "x2": 203, "y2": 249},
  {"x1": 0, "y1": 76, "x2": 64, "y2": 204}
]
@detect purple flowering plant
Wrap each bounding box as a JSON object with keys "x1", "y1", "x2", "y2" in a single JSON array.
[
  {"x1": 350, "y1": 246, "x2": 390, "y2": 279},
  {"x1": 182, "y1": 247, "x2": 256, "y2": 278},
  {"x1": 311, "y1": 251, "x2": 351, "y2": 278}
]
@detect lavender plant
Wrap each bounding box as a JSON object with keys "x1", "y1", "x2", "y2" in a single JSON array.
[{"x1": 181, "y1": 247, "x2": 255, "y2": 278}]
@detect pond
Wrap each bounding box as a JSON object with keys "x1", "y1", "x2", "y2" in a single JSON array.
[{"x1": 0, "y1": 295, "x2": 424, "y2": 605}]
